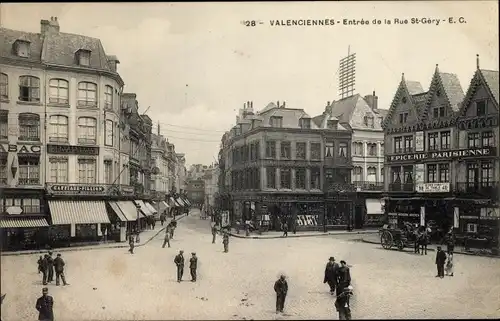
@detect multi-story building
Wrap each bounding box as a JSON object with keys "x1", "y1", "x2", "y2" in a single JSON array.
[
  {"x1": 383, "y1": 60, "x2": 499, "y2": 248},
  {"x1": 0, "y1": 17, "x2": 157, "y2": 250},
  {"x1": 188, "y1": 164, "x2": 208, "y2": 180},
  {"x1": 175, "y1": 153, "x2": 187, "y2": 193},
  {"x1": 323, "y1": 93, "x2": 387, "y2": 227},
  {"x1": 150, "y1": 132, "x2": 171, "y2": 197},
  {"x1": 203, "y1": 164, "x2": 220, "y2": 210},
  {"x1": 220, "y1": 100, "x2": 353, "y2": 231},
  {"x1": 186, "y1": 178, "x2": 205, "y2": 208}
]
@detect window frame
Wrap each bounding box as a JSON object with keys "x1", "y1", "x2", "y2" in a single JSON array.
[
  {"x1": 0, "y1": 73, "x2": 8, "y2": 100},
  {"x1": 78, "y1": 117, "x2": 97, "y2": 145},
  {"x1": 295, "y1": 168, "x2": 306, "y2": 189},
  {"x1": 476, "y1": 100, "x2": 486, "y2": 116},
  {"x1": 440, "y1": 131, "x2": 451, "y2": 150},
  {"x1": 77, "y1": 158, "x2": 97, "y2": 184},
  {"x1": 18, "y1": 156, "x2": 40, "y2": 185},
  {"x1": 280, "y1": 141, "x2": 291, "y2": 159},
  {"x1": 338, "y1": 142, "x2": 348, "y2": 157},
  {"x1": 280, "y1": 168, "x2": 291, "y2": 189},
  {"x1": 266, "y1": 167, "x2": 276, "y2": 188},
  {"x1": 48, "y1": 157, "x2": 68, "y2": 183},
  {"x1": 404, "y1": 135, "x2": 413, "y2": 152},
  {"x1": 104, "y1": 85, "x2": 113, "y2": 110},
  {"x1": 77, "y1": 81, "x2": 98, "y2": 108},
  {"x1": 310, "y1": 142, "x2": 321, "y2": 160},
  {"x1": 394, "y1": 136, "x2": 403, "y2": 153},
  {"x1": 426, "y1": 164, "x2": 438, "y2": 183},
  {"x1": 467, "y1": 132, "x2": 480, "y2": 148},
  {"x1": 270, "y1": 116, "x2": 283, "y2": 128},
  {"x1": 48, "y1": 78, "x2": 69, "y2": 104},
  {"x1": 265, "y1": 140, "x2": 276, "y2": 159},
  {"x1": 19, "y1": 75, "x2": 40, "y2": 103},
  {"x1": 295, "y1": 142, "x2": 306, "y2": 160},
  {"x1": 105, "y1": 119, "x2": 114, "y2": 146},
  {"x1": 49, "y1": 115, "x2": 69, "y2": 143},
  {"x1": 18, "y1": 113, "x2": 40, "y2": 141},
  {"x1": 0, "y1": 112, "x2": 7, "y2": 140},
  {"x1": 427, "y1": 132, "x2": 439, "y2": 151}
]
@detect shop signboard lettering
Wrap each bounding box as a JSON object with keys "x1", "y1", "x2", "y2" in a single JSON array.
[
  {"x1": 47, "y1": 183, "x2": 108, "y2": 195},
  {"x1": 388, "y1": 212, "x2": 419, "y2": 217},
  {"x1": 47, "y1": 144, "x2": 99, "y2": 155},
  {"x1": 296, "y1": 214, "x2": 319, "y2": 226},
  {"x1": 387, "y1": 147, "x2": 495, "y2": 163},
  {"x1": 0, "y1": 144, "x2": 41, "y2": 154},
  {"x1": 415, "y1": 183, "x2": 450, "y2": 193}
]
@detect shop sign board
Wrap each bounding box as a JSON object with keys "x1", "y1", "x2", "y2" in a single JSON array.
[
  {"x1": 0, "y1": 144, "x2": 41, "y2": 154},
  {"x1": 221, "y1": 210, "x2": 230, "y2": 227},
  {"x1": 386, "y1": 147, "x2": 495, "y2": 163},
  {"x1": 296, "y1": 214, "x2": 319, "y2": 226},
  {"x1": 47, "y1": 144, "x2": 99, "y2": 155},
  {"x1": 46, "y1": 183, "x2": 108, "y2": 195},
  {"x1": 415, "y1": 183, "x2": 450, "y2": 193},
  {"x1": 388, "y1": 212, "x2": 419, "y2": 217},
  {"x1": 415, "y1": 131, "x2": 424, "y2": 152}
]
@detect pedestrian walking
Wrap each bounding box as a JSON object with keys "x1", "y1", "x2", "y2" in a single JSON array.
[
  {"x1": 335, "y1": 285, "x2": 353, "y2": 320},
  {"x1": 443, "y1": 231, "x2": 455, "y2": 255},
  {"x1": 211, "y1": 224, "x2": 217, "y2": 244},
  {"x1": 174, "y1": 250, "x2": 185, "y2": 282},
  {"x1": 41, "y1": 254, "x2": 49, "y2": 285},
  {"x1": 128, "y1": 233, "x2": 135, "y2": 254},
  {"x1": 190, "y1": 252, "x2": 198, "y2": 282},
  {"x1": 222, "y1": 232, "x2": 229, "y2": 253},
  {"x1": 170, "y1": 221, "x2": 177, "y2": 239},
  {"x1": 53, "y1": 254, "x2": 69, "y2": 286},
  {"x1": 282, "y1": 222, "x2": 288, "y2": 237},
  {"x1": 37, "y1": 256, "x2": 44, "y2": 274},
  {"x1": 46, "y1": 252, "x2": 54, "y2": 283},
  {"x1": 336, "y1": 260, "x2": 351, "y2": 295},
  {"x1": 445, "y1": 252, "x2": 454, "y2": 277},
  {"x1": 160, "y1": 212, "x2": 166, "y2": 226},
  {"x1": 323, "y1": 256, "x2": 339, "y2": 295},
  {"x1": 35, "y1": 287, "x2": 54, "y2": 321},
  {"x1": 162, "y1": 228, "x2": 171, "y2": 248},
  {"x1": 274, "y1": 274, "x2": 288, "y2": 314},
  {"x1": 413, "y1": 229, "x2": 421, "y2": 254},
  {"x1": 435, "y1": 246, "x2": 447, "y2": 278}
]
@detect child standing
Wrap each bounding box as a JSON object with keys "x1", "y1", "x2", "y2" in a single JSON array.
[{"x1": 445, "y1": 252, "x2": 454, "y2": 277}]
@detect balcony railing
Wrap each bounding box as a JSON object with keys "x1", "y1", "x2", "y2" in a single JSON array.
[
  {"x1": 353, "y1": 181, "x2": 384, "y2": 191},
  {"x1": 389, "y1": 182, "x2": 414, "y2": 192},
  {"x1": 455, "y1": 182, "x2": 499, "y2": 199}
]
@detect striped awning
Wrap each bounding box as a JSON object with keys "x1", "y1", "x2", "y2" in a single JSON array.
[
  {"x1": 184, "y1": 198, "x2": 191, "y2": 206},
  {"x1": 48, "y1": 200, "x2": 110, "y2": 225},
  {"x1": 144, "y1": 202, "x2": 157, "y2": 214},
  {"x1": 108, "y1": 201, "x2": 129, "y2": 222},
  {"x1": 116, "y1": 201, "x2": 142, "y2": 221},
  {"x1": 134, "y1": 200, "x2": 154, "y2": 216},
  {"x1": 0, "y1": 217, "x2": 49, "y2": 228}
]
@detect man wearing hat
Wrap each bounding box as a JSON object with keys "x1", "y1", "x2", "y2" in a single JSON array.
[
  {"x1": 323, "y1": 256, "x2": 339, "y2": 295},
  {"x1": 189, "y1": 252, "x2": 198, "y2": 282},
  {"x1": 41, "y1": 254, "x2": 49, "y2": 285},
  {"x1": 54, "y1": 254, "x2": 69, "y2": 286},
  {"x1": 35, "y1": 287, "x2": 54, "y2": 321},
  {"x1": 335, "y1": 285, "x2": 353, "y2": 320},
  {"x1": 173, "y1": 250, "x2": 185, "y2": 282},
  {"x1": 46, "y1": 252, "x2": 55, "y2": 283},
  {"x1": 274, "y1": 274, "x2": 288, "y2": 313},
  {"x1": 337, "y1": 260, "x2": 351, "y2": 295}
]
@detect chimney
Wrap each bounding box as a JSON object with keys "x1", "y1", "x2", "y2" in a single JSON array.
[
  {"x1": 41, "y1": 17, "x2": 60, "y2": 36},
  {"x1": 373, "y1": 91, "x2": 378, "y2": 110},
  {"x1": 281, "y1": 101, "x2": 286, "y2": 108},
  {"x1": 476, "y1": 54, "x2": 480, "y2": 69},
  {"x1": 107, "y1": 55, "x2": 120, "y2": 72},
  {"x1": 244, "y1": 102, "x2": 247, "y2": 109},
  {"x1": 250, "y1": 101, "x2": 253, "y2": 108}
]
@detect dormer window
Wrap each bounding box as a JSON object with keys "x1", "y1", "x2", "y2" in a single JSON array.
[
  {"x1": 364, "y1": 115, "x2": 374, "y2": 128},
  {"x1": 299, "y1": 118, "x2": 311, "y2": 129},
  {"x1": 270, "y1": 116, "x2": 283, "y2": 128},
  {"x1": 14, "y1": 40, "x2": 31, "y2": 58},
  {"x1": 77, "y1": 49, "x2": 91, "y2": 66},
  {"x1": 327, "y1": 120, "x2": 337, "y2": 130}
]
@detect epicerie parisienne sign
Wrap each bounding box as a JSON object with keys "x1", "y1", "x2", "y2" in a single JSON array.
[{"x1": 386, "y1": 147, "x2": 494, "y2": 162}]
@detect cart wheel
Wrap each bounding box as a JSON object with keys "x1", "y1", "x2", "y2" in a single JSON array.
[
  {"x1": 381, "y1": 231, "x2": 393, "y2": 250},
  {"x1": 397, "y1": 240, "x2": 405, "y2": 251}
]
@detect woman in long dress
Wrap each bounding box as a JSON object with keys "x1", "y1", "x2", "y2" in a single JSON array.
[{"x1": 445, "y1": 253, "x2": 454, "y2": 276}]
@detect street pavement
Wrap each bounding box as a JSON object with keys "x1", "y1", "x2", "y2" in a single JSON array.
[{"x1": 1, "y1": 209, "x2": 500, "y2": 320}]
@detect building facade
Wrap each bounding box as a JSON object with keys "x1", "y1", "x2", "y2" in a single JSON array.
[
  {"x1": 203, "y1": 164, "x2": 220, "y2": 210},
  {"x1": 383, "y1": 61, "x2": 499, "y2": 250},
  {"x1": 175, "y1": 153, "x2": 187, "y2": 193},
  {"x1": 0, "y1": 17, "x2": 157, "y2": 250},
  {"x1": 186, "y1": 179, "x2": 205, "y2": 208},
  {"x1": 220, "y1": 101, "x2": 354, "y2": 231},
  {"x1": 324, "y1": 93, "x2": 387, "y2": 227}
]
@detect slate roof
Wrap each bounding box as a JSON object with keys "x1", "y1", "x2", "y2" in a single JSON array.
[
  {"x1": 480, "y1": 69, "x2": 499, "y2": 105},
  {"x1": 406, "y1": 81, "x2": 425, "y2": 95},
  {"x1": 325, "y1": 94, "x2": 360, "y2": 123},
  {"x1": 373, "y1": 108, "x2": 388, "y2": 119},
  {"x1": 0, "y1": 26, "x2": 117, "y2": 74},
  {"x1": 438, "y1": 72, "x2": 464, "y2": 111}
]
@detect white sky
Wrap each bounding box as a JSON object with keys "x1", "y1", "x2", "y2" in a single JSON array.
[{"x1": 1, "y1": 2, "x2": 498, "y2": 166}]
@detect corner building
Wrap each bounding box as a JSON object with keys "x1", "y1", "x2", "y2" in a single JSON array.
[
  {"x1": 383, "y1": 61, "x2": 499, "y2": 250},
  {"x1": 221, "y1": 101, "x2": 354, "y2": 231}
]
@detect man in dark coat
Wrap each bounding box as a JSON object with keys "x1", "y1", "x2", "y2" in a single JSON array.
[
  {"x1": 128, "y1": 233, "x2": 135, "y2": 254},
  {"x1": 435, "y1": 246, "x2": 447, "y2": 278},
  {"x1": 211, "y1": 225, "x2": 218, "y2": 244},
  {"x1": 282, "y1": 222, "x2": 288, "y2": 237},
  {"x1": 190, "y1": 252, "x2": 198, "y2": 282},
  {"x1": 46, "y1": 252, "x2": 54, "y2": 283},
  {"x1": 35, "y1": 287, "x2": 54, "y2": 321},
  {"x1": 274, "y1": 274, "x2": 288, "y2": 313},
  {"x1": 337, "y1": 260, "x2": 351, "y2": 295},
  {"x1": 162, "y1": 227, "x2": 171, "y2": 248},
  {"x1": 323, "y1": 256, "x2": 339, "y2": 295},
  {"x1": 335, "y1": 285, "x2": 353, "y2": 320},
  {"x1": 53, "y1": 254, "x2": 69, "y2": 286},
  {"x1": 41, "y1": 254, "x2": 49, "y2": 285},
  {"x1": 174, "y1": 250, "x2": 185, "y2": 282},
  {"x1": 222, "y1": 232, "x2": 229, "y2": 253}
]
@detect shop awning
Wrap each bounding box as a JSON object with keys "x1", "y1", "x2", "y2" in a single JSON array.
[
  {"x1": 116, "y1": 201, "x2": 142, "y2": 221},
  {"x1": 48, "y1": 201, "x2": 110, "y2": 225},
  {"x1": 134, "y1": 200, "x2": 154, "y2": 216},
  {"x1": 169, "y1": 197, "x2": 181, "y2": 207},
  {"x1": 366, "y1": 199, "x2": 384, "y2": 215},
  {"x1": 144, "y1": 202, "x2": 157, "y2": 214},
  {"x1": 184, "y1": 198, "x2": 191, "y2": 206},
  {"x1": 177, "y1": 198, "x2": 187, "y2": 207},
  {"x1": 0, "y1": 217, "x2": 49, "y2": 228},
  {"x1": 108, "y1": 201, "x2": 129, "y2": 222}
]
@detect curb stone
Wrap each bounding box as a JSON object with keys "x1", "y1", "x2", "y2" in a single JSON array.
[
  {"x1": 228, "y1": 230, "x2": 378, "y2": 239},
  {"x1": 360, "y1": 238, "x2": 500, "y2": 259},
  {"x1": 0, "y1": 214, "x2": 187, "y2": 257}
]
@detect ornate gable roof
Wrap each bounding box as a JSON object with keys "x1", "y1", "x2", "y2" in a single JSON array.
[
  {"x1": 420, "y1": 65, "x2": 464, "y2": 122},
  {"x1": 382, "y1": 74, "x2": 424, "y2": 129},
  {"x1": 459, "y1": 68, "x2": 499, "y2": 117}
]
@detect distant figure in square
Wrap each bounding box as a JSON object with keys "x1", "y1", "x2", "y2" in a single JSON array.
[
  {"x1": 162, "y1": 228, "x2": 171, "y2": 248},
  {"x1": 282, "y1": 222, "x2": 288, "y2": 237},
  {"x1": 274, "y1": 274, "x2": 288, "y2": 314},
  {"x1": 445, "y1": 252, "x2": 454, "y2": 277},
  {"x1": 174, "y1": 250, "x2": 185, "y2": 282},
  {"x1": 435, "y1": 246, "x2": 447, "y2": 278},
  {"x1": 190, "y1": 252, "x2": 198, "y2": 282},
  {"x1": 128, "y1": 233, "x2": 135, "y2": 254},
  {"x1": 54, "y1": 254, "x2": 69, "y2": 286},
  {"x1": 222, "y1": 232, "x2": 229, "y2": 253}
]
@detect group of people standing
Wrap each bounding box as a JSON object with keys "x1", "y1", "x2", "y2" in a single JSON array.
[
  {"x1": 37, "y1": 252, "x2": 69, "y2": 287},
  {"x1": 324, "y1": 257, "x2": 353, "y2": 320},
  {"x1": 173, "y1": 250, "x2": 198, "y2": 282}
]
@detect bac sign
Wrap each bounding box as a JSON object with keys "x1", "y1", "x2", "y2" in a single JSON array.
[{"x1": 0, "y1": 144, "x2": 41, "y2": 154}]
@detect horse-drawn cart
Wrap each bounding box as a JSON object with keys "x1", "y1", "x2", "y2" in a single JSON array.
[{"x1": 379, "y1": 223, "x2": 421, "y2": 251}]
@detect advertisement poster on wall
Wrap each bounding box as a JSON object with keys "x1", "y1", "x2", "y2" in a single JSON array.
[
  {"x1": 415, "y1": 131, "x2": 424, "y2": 152},
  {"x1": 221, "y1": 210, "x2": 230, "y2": 228}
]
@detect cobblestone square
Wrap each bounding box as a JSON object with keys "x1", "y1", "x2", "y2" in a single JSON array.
[{"x1": 2, "y1": 214, "x2": 500, "y2": 320}]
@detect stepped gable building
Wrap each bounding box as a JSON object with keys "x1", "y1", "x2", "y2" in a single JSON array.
[
  {"x1": 220, "y1": 100, "x2": 354, "y2": 231},
  {"x1": 321, "y1": 92, "x2": 387, "y2": 228},
  {"x1": 383, "y1": 59, "x2": 499, "y2": 248}
]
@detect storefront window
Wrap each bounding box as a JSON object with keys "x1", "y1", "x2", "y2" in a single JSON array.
[{"x1": 75, "y1": 224, "x2": 97, "y2": 240}]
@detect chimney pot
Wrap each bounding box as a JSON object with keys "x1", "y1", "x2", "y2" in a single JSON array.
[
  {"x1": 277, "y1": 101, "x2": 279, "y2": 107},
  {"x1": 282, "y1": 101, "x2": 286, "y2": 108}
]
